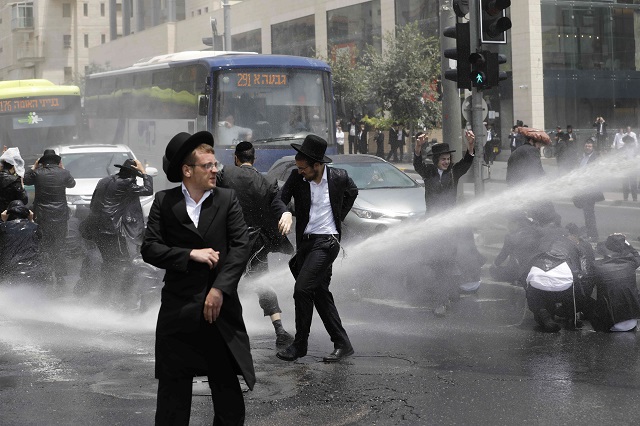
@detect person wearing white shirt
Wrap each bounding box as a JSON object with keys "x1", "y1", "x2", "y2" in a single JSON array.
[
  {"x1": 335, "y1": 125, "x2": 345, "y2": 154},
  {"x1": 276, "y1": 135, "x2": 358, "y2": 363}
]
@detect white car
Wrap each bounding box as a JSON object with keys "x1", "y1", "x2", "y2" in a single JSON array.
[{"x1": 28, "y1": 144, "x2": 159, "y2": 256}]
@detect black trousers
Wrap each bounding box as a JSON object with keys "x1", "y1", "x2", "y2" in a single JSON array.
[
  {"x1": 245, "y1": 235, "x2": 282, "y2": 317},
  {"x1": 581, "y1": 202, "x2": 598, "y2": 240},
  {"x1": 348, "y1": 135, "x2": 358, "y2": 154},
  {"x1": 622, "y1": 174, "x2": 638, "y2": 201},
  {"x1": 155, "y1": 322, "x2": 245, "y2": 426},
  {"x1": 40, "y1": 221, "x2": 68, "y2": 278},
  {"x1": 292, "y1": 235, "x2": 351, "y2": 350},
  {"x1": 526, "y1": 285, "x2": 575, "y2": 324}
]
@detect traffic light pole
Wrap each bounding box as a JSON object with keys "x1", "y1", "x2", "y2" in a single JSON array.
[
  {"x1": 439, "y1": 0, "x2": 463, "y2": 162},
  {"x1": 469, "y1": 0, "x2": 486, "y2": 195}
]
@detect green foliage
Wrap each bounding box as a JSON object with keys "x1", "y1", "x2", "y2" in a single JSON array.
[
  {"x1": 361, "y1": 115, "x2": 393, "y2": 130},
  {"x1": 320, "y1": 48, "x2": 369, "y2": 120},
  {"x1": 71, "y1": 62, "x2": 111, "y2": 95},
  {"x1": 363, "y1": 22, "x2": 442, "y2": 130}
]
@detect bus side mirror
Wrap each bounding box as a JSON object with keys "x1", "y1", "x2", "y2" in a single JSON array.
[{"x1": 198, "y1": 95, "x2": 209, "y2": 116}]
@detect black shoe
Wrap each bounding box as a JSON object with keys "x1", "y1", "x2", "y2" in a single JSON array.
[
  {"x1": 276, "y1": 344, "x2": 307, "y2": 361},
  {"x1": 539, "y1": 309, "x2": 561, "y2": 332},
  {"x1": 322, "y1": 347, "x2": 354, "y2": 363},
  {"x1": 275, "y1": 331, "x2": 294, "y2": 348}
]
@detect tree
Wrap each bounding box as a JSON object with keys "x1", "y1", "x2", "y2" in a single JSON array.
[
  {"x1": 71, "y1": 62, "x2": 111, "y2": 95},
  {"x1": 364, "y1": 23, "x2": 442, "y2": 138},
  {"x1": 322, "y1": 47, "x2": 369, "y2": 121}
]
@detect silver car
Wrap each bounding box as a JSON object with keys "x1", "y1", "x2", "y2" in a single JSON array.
[{"x1": 267, "y1": 154, "x2": 426, "y2": 240}]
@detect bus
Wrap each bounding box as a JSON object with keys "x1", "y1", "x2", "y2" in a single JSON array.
[
  {"x1": 84, "y1": 51, "x2": 337, "y2": 189},
  {"x1": 0, "y1": 79, "x2": 81, "y2": 159}
]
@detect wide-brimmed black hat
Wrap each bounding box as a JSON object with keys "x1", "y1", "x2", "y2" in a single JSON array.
[
  {"x1": 114, "y1": 158, "x2": 143, "y2": 178},
  {"x1": 428, "y1": 143, "x2": 456, "y2": 157},
  {"x1": 598, "y1": 234, "x2": 632, "y2": 257},
  {"x1": 39, "y1": 149, "x2": 61, "y2": 165},
  {"x1": 235, "y1": 141, "x2": 253, "y2": 154},
  {"x1": 291, "y1": 134, "x2": 332, "y2": 163},
  {"x1": 163, "y1": 131, "x2": 214, "y2": 183}
]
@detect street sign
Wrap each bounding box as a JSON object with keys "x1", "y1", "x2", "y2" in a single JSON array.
[{"x1": 461, "y1": 95, "x2": 488, "y2": 122}]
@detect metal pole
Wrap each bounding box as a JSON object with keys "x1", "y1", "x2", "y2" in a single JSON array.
[
  {"x1": 223, "y1": 0, "x2": 231, "y2": 51},
  {"x1": 469, "y1": 0, "x2": 485, "y2": 195},
  {"x1": 439, "y1": 0, "x2": 464, "y2": 161}
]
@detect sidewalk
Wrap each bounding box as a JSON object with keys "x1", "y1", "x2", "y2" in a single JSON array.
[{"x1": 393, "y1": 156, "x2": 639, "y2": 208}]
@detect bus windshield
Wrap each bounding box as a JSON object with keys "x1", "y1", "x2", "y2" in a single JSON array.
[{"x1": 214, "y1": 69, "x2": 333, "y2": 147}]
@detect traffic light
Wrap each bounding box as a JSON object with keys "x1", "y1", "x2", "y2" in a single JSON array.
[
  {"x1": 469, "y1": 52, "x2": 488, "y2": 90},
  {"x1": 443, "y1": 22, "x2": 471, "y2": 90},
  {"x1": 480, "y1": 0, "x2": 512, "y2": 44},
  {"x1": 486, "y1": 52, "x2": 508, "y2": 88},
  {"x1": 469, "y1": 51, "x2": 508, "y2": 91}
]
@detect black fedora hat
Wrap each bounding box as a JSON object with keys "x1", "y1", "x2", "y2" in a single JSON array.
[
  {"x1": 114, "y1": 158, "x2": 143, "y2": 178},
  {"x1": 598, "y1": 233, "x2": 632, "y2": 257},
  {"x1": 291, "y1": 134, "x2": 332, "y2": 163},
  {"x1": 428, "y1": 143, "x2": 456, "y2": 157},
  {"x1": 163, "y1": 131, "x2": 214, "y2": 183},
  {"x1": 235, "y1": 141, "x2": 253, "y2": 154},
  {"x1": 39, "y1": 149, "x2": 61, "y2": 165}
]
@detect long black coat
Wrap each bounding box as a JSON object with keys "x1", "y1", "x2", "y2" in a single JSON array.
[
  {"x1": 141, "y1": 186, "x2": 254, "y2": 388},
  {"x1": 24, "y1": 165, "x2": 76, "y2": 223},
  {"x1": 506, "y1": 143, "x2": 545, "y2": 186},
  {"x1": 279, "y1": 166, "x2": 358, "y2": 247},
  {"x1": 413, "y1": 151, "x2": 474, "y2": 215},
  {"x1": 217, "y1": 164, "x2": 293, "y2": 254},
  {"x1": 0, "y1": 171, "x2": 28, "y2": 213}
]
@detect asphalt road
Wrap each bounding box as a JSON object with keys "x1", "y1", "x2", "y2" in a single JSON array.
[{"x1": 1, "y1": 158, "x2": 640, "y2": 425}]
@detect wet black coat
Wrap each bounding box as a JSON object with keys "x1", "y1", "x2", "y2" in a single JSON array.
[
  {"x1": 23, "y1": 165, "x2": 76, "y2": 222},
  {"x1": 141, "y1": 186, "x2": 254, "y2": 388},
  {"x1": 0, "y1": 219, "x2": 46, "y2": 278},
  {"x1": 506, "y1": 143, "x2": 545, "y2": 186},
  {"x1": 590, "y1": 250, "x2": 640, "y2": 331},
  {"x1": 279, "y1": 166, "x2": 358, "y2": 247},
  {"x1": 0, "y1": 171, "x2": 28, "y2": 213},
  {"x1": 413, "y1": 151, "x2": 474, "y2": 215},
  {"x1": 217, "y1": 164, "x2": 293, "y2": 254},
  {"x1": 90, "y1": 174, "x2": 153, "y2": 241}
]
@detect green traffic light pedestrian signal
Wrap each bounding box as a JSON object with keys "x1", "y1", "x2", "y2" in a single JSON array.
[{"x1": 469, "y1": 52, "x2": 488, "y2": 90}]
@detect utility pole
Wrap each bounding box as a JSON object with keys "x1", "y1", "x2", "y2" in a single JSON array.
[
  {"x1": 223, "y1": 0, "x2": 231, "y2": 51},
  {"x1": 439, "y1": 0, "x2": 464, "y2": 161},
  {"x1": 469, "y1": 1, "x2": 486, "y2": 195}
]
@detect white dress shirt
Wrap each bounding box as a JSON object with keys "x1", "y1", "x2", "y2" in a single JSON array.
[
  {"x1": 181, "y1": 183, "x2": 212, "y2": 227},
  {"x1": 304, "y1": 166, "x2": 338, "y2": 235}
]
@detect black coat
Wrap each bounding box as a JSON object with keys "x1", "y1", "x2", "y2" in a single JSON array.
[
  {"x1": 24, "y1": 165, "x2": 76, "y2": 223},
  {"x1": 413, "y1": 151, "x2": 474, "y2": 215},
  {"x1": 0, "y1": 171, "x2": 27, "y2": 213},
  {"x1": 279, "y1": 166, "x2": 358, "y2": 247},
  {"x1": 217, "y1": 164, "x2": 293, "y2": 254},
  {"x1": 141, "y1": 186, "x2": 254, "y2": 387},
  {"x1": 90, "y1": 174, "x2": 153, "y2": 241},
  {"x1": 572, "y1": 151, "x2": 605, "y2": 208},
  {"x1": 0, "y1": 219, "x2": 46, "y2": 278},
  {"x1": 506, "y1": 143, "x2": 545, "y2": 186}
]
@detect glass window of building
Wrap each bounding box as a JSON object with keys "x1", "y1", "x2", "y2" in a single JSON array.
[
  {"x1": 541, "y1": 0, "x2": 640, "y2": 130},
  {"x1": 395, "y1": 0, "x2": 439, "y2": 37},
  {"x1": 11, "y1": 2, "x2": 33, "y2": 29},
  {"x1": 63, "y1": 35, "x2": 72, "y2": 49},
  {"x1": 62, "y1": 3, "x2": 71, "y2": 18},
  {"x1": 101, "y1": 34, "x2": 106, "y2": 44},
  {"x1": 271, "y1": 15, "x2": 315, "y2": 57},
  {"x1": 64, "y1": 67, "x2": 72, "y2": 82},
  {"x1": 83, "y1": 3, "x2": 88, "y2": 17},
  {"x1": 84, "y1": 34, "x2": 89, "y2": 48},
  {"x1": 327, "y1": 1, "x2": 382, "y2": 60},
  {"x1": 100, "y1": 3, "x2": 105, "y2": 17},
  {"x1": 232, "y1": 29, "x2": 262, "y2": 54}
]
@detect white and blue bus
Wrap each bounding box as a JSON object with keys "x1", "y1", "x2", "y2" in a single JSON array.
[{"x1": 85, "y1": 51, "x2": 337, "y2": 188}]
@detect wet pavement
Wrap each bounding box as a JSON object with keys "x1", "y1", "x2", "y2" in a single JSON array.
[{"x1": 1, "y1": 157, "x2": 640, "y2": 425}]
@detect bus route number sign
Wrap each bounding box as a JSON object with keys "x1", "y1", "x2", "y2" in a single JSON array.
[
  {"x1": 236, "y1": 73, "x2": 288, "y2": 87},
  {"x1": 0, "y1": 97, "x2": 66, "y2": 114}
]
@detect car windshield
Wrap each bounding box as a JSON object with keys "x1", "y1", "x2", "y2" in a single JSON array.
[
  {"x1": 61, "y1": 152, "x2": 132, "y2": 179},
  {"x1": 332, "y1": 162, "x2": 418, "y2": 189}
]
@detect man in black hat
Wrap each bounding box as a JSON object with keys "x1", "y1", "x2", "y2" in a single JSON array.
[
  {"x1": 413, "y1": 131, "x2": 480, "y2": 317},
  {"x1": 275, "y1": 134, "x2": 358, "y2": 363},
  {"x1": 217, "y1": 141, "x2": 295, "y2": 348},
  {"x1": 24, "y1": 149, "x2": 76, "y2": 286},
  {"x1": 89, "y1": 158, "x2": 152, "y2": 298},
  {"x1": 141, "y1": 131, "x2": 253, "y2": 425}
]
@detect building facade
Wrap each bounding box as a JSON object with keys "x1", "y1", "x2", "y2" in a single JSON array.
[{"x1": 4, "y1": 0, "x2": 640, "y2": 141}]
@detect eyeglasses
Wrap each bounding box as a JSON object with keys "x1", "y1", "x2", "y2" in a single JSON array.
[
  {"x1": 297, "y1": 165, "x2": 312, "y2": 172},
  {"x1": 188, "y1": 162, "x2": 218, "y2": 171}
]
